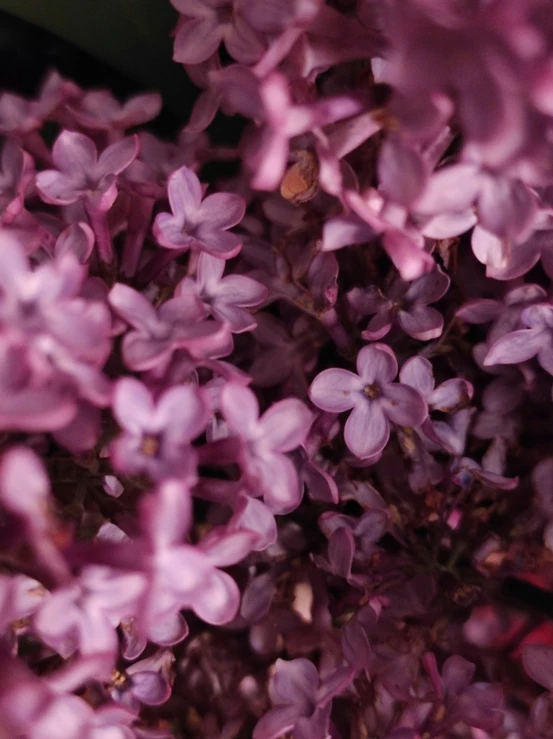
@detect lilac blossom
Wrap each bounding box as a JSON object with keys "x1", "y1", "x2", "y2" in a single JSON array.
[
  {"x1": 153, "y1": 165, "x2": 246, "y2": 257},
  {"x1": 35, "y1": 130, "x2": 138, "y2": 212},
  {"x1": 110, "y1": 377, "x2": 210, "y2": 482},
  {"x1": 175, "y1": 252, "x2": 267, "y2": 332},
  {"x1": 347, "y1": 266, "x2": 450, "y2": 341},
  {"x1": 253, "y1": 658, "x2": 355, "y2": 739},
  {"x1": 170, "y1": 0, "x2": 266, "y2": 65},
  {"x1": 219, "y1": 383, "x2": 313, "y2": 513},
  {"x1": 67, "y1": 90, "x2": 162, "y2": 133},
  {"x1": 108, "y1": 283, "x2": 231, "y2": 372},
  {"x1": 309, "y1": 344, "x2": 427, "y2": 459},
  {"x1": 484, "y1": 303, "x2": 553, "y2": 375},
  {"x1": 136, "y1": 479, "x2": 256, "y2": 634}
]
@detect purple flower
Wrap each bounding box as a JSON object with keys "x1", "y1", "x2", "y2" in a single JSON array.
[
  {"x1": 108, "y1": 283, "x2": 231, "y2": 372},
  {"x1": 34, "y1": 564, "x2": 145, "y2": 660},
  {"x1": 153, "y1": 165, "x2": 246, "y2": 257},
  {"x1": 253, "y1": 658, "x2": 355, "y2": 739},
  {"x1": 67, "y1": 90, "x2": 162, "y2": 132},
  {"x1": 107, "y1": 650, "x2": 174, "y2": 710},
  {"x1": 176, "y1": 252, "x2": 267, "y2": 332},
  {"x1": 36, "y1": 130, "x2": 138, "y2": 211},
  {"x1": 136, "y1": 479, "x2": 255, "y2": 633},
  {"x1": 0, "y1": 139, "x2": 33, "y2": 225},
  {"x1": 110, "y1": 377, "x2": 210, "y2": 482},
  {"x1": 219, "y1": 383, "x2": 313, "y2": 513},
  {"x1": 484, "y1": 303, "x2": 553, "y2": 375},
  {"x1": 347, "y1": 266, "x2": 450, "y2": 342},
  {"x1": 309, "y1": 344, "x2": 427, "y2": 459},
  {"x1": 171, "y1": 0, "x2": 266, "y2": 65}
]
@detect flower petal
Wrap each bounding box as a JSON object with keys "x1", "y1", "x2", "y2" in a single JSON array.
[
  {"x1": 188, "y1": 568, "x2": 240, "y2": 625},
  {"x1": 483, "y1": 328, "x2": 542, "y2": 366},
  {"x1": 259, "y1": 398, "x2": 313, "y2": 452},
  {"x1": 344, "y1": 400, "x2": 389, "y2": 459},
  {"x1": 167, "y1": 166, "x2": 202, "y2": 221},
  {"x1": 198, "y1": 192, "x2": 246, "y2": 230},
  {"x1": 309, "y1": 369, "x2": 363, "y2": 412},
  {"x1": 381, "y1": 384, "x2": 428, "y2": 427},
  {"x1": 356, "y1": 343, "x2": 398, "y2": 384}
]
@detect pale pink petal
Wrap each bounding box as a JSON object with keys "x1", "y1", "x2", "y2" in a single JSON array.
[
  {"x1": 220, "y1": 383, "x2": 260, "y2": 438},
  {"x1": 344, "y1": 400, "x2": 389, "y2": 459},
  {"x1": 356, "y1": 343, "x2": 398, "y2": 384},
  {"x1": 173, "y1": 17, "x2": 223, "y2": 65},
  {"x1": 198, "y1": 192, "x2": 246, "y2": 230},
  {"x1": 188, "y1": 568, "x2": 240, "y2": 624},
  {"x1": 52, "y1": 130, "x2": 97, "y2": 175},
  {"x1": 167, "y1": 166, "x2": 202, "y2": 221},
  {"x1": 259, "y1": 398, "x2": 312, "y2": 452},
  {"x1": 309, "y1": 369, "x2": 363, "y2": 412},
  {"x1": 112, "y1": 378, "x2": 155, "y2": 434},
  {"x1": 483, "y1": 328, "x2": 542, "y2": 366},
  {"x1": 381, "y1": 384, "x2": 427, "y2": 426},
  {"x1": 399, "y1": 356, "x2": 435, "y2": 398},
  {"x1": 95, "y1": 135, "x2": 139, "y2": 179},
  {"x1": 398, "y1": 306, "x2": 444, "y2": 340}
]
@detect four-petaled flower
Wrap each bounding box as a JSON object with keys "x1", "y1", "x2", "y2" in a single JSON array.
[
  {"x1": 153, "y1": 165, "x2": 246, "y2": 258},
  {"x1": 176, "y1": 252, "x2": 267, "y2": 333},
  {"x1": 219, "y1": 383, "x2": 313, "y2": 513},
  {"x1": 484, "y1": 303, "x2": 553, "y2": 375},
  {"x1": 110, "y1": 377, "x2": 210, "y2": 482},
  {"x1": 309, "y1": 344, "x2": 427, "y2": 459},
  {"x1": 347, "y1": 266, "x2": 450, "y2": 341},
  {"x1": 35, "y1": 130, "x2": 138, "y2": 211},
  {"x1": 253, "y1": 658, "x2": 355, "y2": 739}
]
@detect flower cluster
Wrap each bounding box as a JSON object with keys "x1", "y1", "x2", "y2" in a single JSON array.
[{"x1": 2, "y1": 1, "x2": 553, "y2": 737}]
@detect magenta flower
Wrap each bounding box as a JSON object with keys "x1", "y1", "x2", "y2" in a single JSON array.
[
  {"x1": 0, "y1": 139, "x2": 33, "y2": 225},
  {"x1": 484, "y1": 303, "x2": 553, "y2": 375},
  {"x1": 309, "y1": 344, "x2": 427, "y2": 459},
  {"x1": 35, "y1": 130, "x2": 138, "y2": 211},
  {"x1": 176, "y1": 252, "x2": 267, "y2": 332},
  {"x1": 253, "y1": 658, "x2": 355, "y2": 739},
  {"x1": 347, "y1": 266, "x2": 450, "y2": 341},
  {"x1": 153, "y1": 165, "x2": 246, "y2": 257},
  {"x1": 136, "y1": 479, "x2": 256, "y2": 633},
  {"x1": 67, "y1": 90, "x2": 162, "y2": 132},
  {"x1": 108, "y1": 283, "x2": 231, "y2": 372},
  {"x1": 171, "y1": 0, "x2": 266, "y2": 65},
  {"x1": 219, "y1": 383, "x2": 313, "y2": 513},
  {"x1": 110, "y1": 377, "x2": 210, "y2": 482}
]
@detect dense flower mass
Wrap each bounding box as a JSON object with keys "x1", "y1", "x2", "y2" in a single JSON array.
[{"x1": 3, "y1": 0, "x2": 553, "y2": 737}]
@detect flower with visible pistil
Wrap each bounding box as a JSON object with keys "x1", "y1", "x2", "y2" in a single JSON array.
[
  {"x1": 110, "y1": 377, "x2": 210, "y2": 482},
  {"x1": 153, "y1": 165, "x2": 246, "y2": 258},
  {"x1": 309, "y1": 343, "x2": 427, "y2": 459}
]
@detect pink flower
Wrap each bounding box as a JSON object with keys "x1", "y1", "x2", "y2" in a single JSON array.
[
  {"x1": 110, "y1": 377, "x2": 210, "y2": 482},
  {"x1": 219, "y1": 383, "x2": 313, "y2": 513},
  {"x1": 153, "y1": 165, "x2": 246, "y2": 257},
  {"x1": 108, "y1": 283, "x2": 231, "y2": 372},
  {"x1": 309, "y1": 344, "x2": 427, "y2": 459},
  {"x1": 171, "y1": 0, "x2": 266, "y2": 65},
  {"x1": 176, "y1": 252, "x2": 267, "y2": 333},
  {"x1": 36, "y1": 130, "x2": 138, "y2": 211}
]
